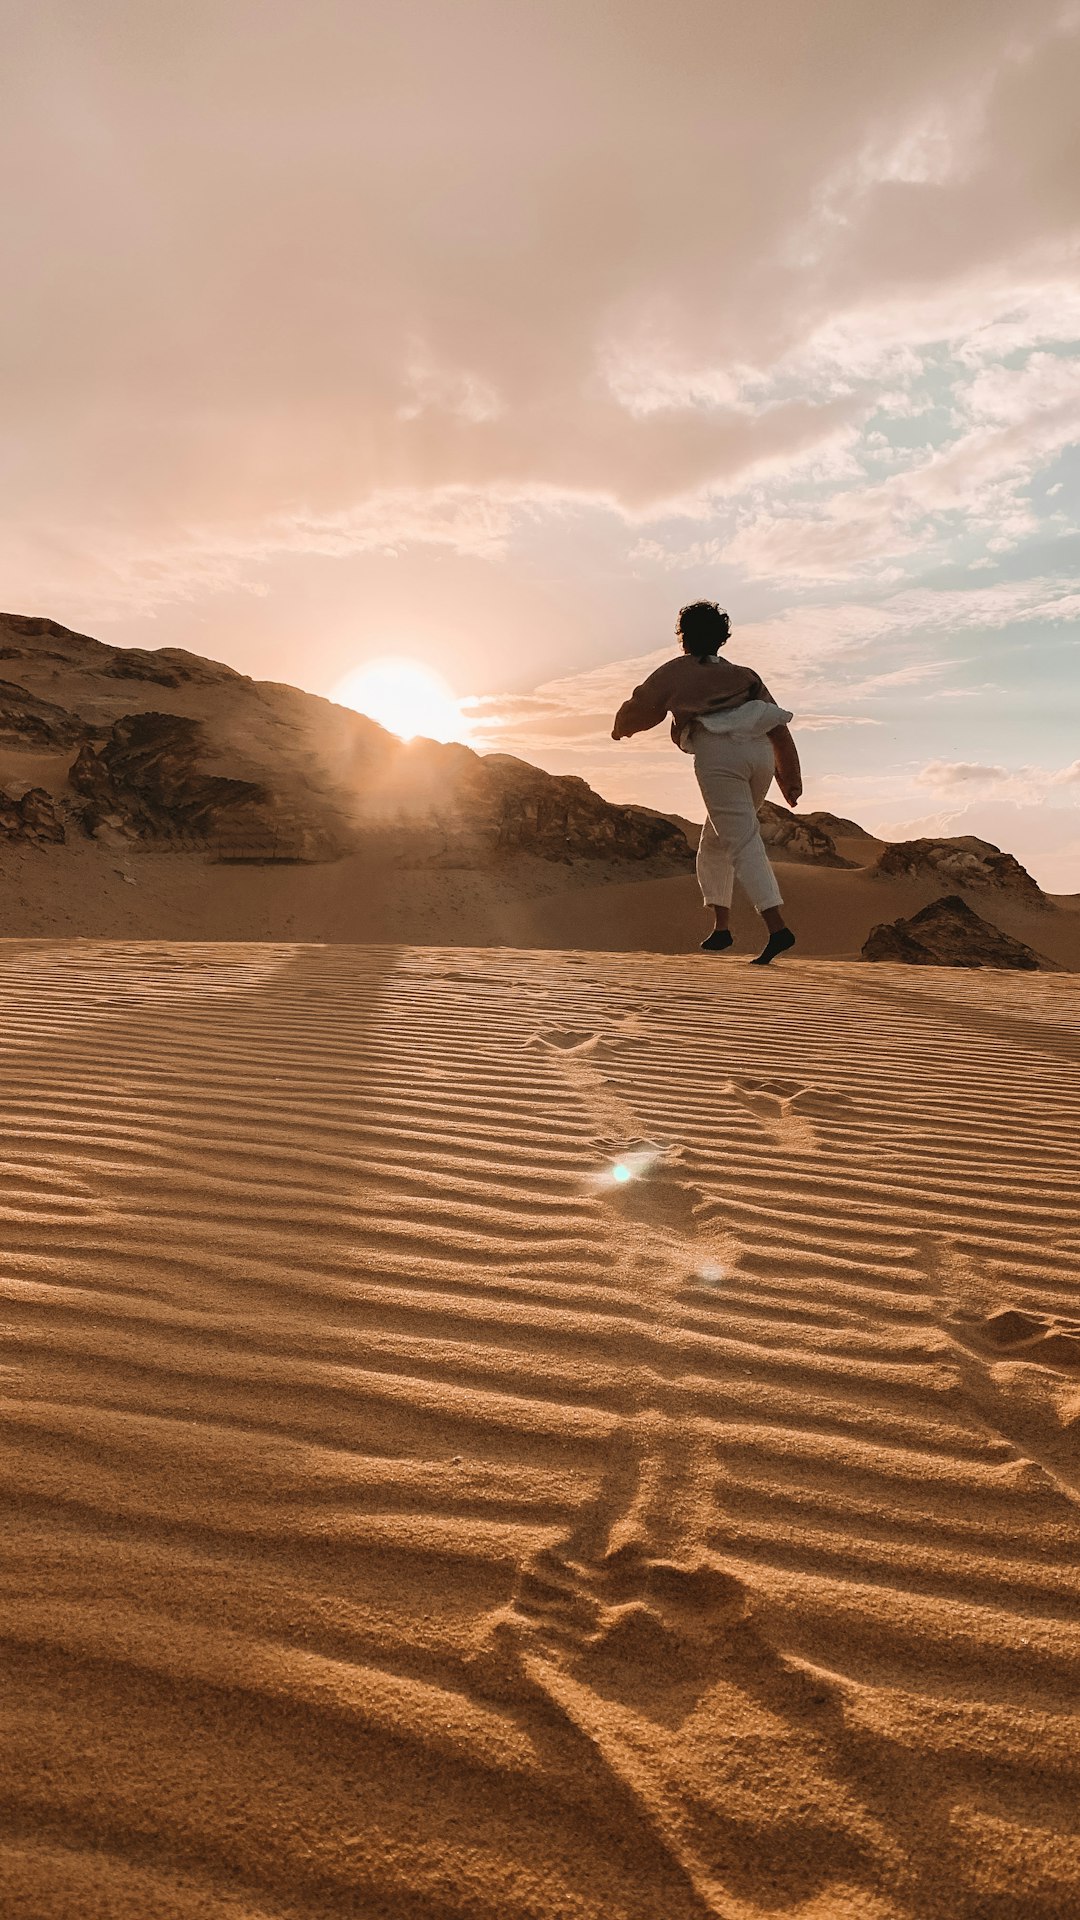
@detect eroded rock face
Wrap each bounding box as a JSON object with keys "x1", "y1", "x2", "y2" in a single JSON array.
[
  {"x1": 0, "y1": 679, "x2": 90, "y2": 749},
  {"x1": 102, "y1": 649, "x2": 185, "y2": 689},
  {"x1": 876, "y1": 836, "x2": 1046, "y2": 905},
  {"x1": 69, "y1": 713, "x2": 267, "y2": 843},
  {"x1": 459, "y1": 754, "x2": 695, "y2": 864},
  {"x1": 801, "y1": 810, "x2": 876, "y2": 844},
  {"x1": 102, "y1": 646, "x2": 245, "y2": 689},
  {"x1": 862, "y1": 895, "x2": 1053, "y2": 970},
  {"x1": 757, "y1": 801, "x2": 854, "y2": 868},
  {"x1": 0, "y1": 613, "x2": 108, "y2": 660},
  {"x1": 0, "y1": 787, "x2": 66, "y2": 843}
]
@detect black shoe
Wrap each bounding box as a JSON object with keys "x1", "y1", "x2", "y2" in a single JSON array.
[
  {"x1": 700, "y1": 929, "x2": 734, "y2": 953},
  {"x1": 751, "y1": 927, "x2": 795, "y2": 965}
]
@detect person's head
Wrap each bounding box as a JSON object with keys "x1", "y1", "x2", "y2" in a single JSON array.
[{"x1": 676, "y1": 600, "x2": 731, "y2": 658}]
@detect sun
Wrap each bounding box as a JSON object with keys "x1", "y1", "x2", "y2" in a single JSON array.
[{"x1": 331, "y1": 657, "x2": 470, "y2": 744}]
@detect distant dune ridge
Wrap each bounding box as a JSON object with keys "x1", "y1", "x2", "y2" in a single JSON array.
[{"x1": 0, "y1": 610, "x2": 1077, "y2": 967}]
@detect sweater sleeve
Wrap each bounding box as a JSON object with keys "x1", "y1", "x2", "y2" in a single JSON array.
[{"x1": 611, "y1": 664, "x2": 671, "y2": 739}]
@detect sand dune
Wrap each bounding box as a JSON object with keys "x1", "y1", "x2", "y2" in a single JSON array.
[
  {"x1": 2, "y1": 835, "x2": 1079, "y2": 969},
  {"x1": 3, "y1": 942, "x2": 1080, "y2": 1918}
]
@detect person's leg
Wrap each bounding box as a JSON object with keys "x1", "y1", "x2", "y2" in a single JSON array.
[
  {"x1": 694, "y1": 797, "x2": 735, "y2": 951},
  {"x1": 720, "y1": 750, "x2": 784, "y2": 914},
  {"x1": 737, "y1": 741, "x2": 795, "y2": 963},
  {"x1": 696, "y1": 734, "x2": 796, "y2": 963}
]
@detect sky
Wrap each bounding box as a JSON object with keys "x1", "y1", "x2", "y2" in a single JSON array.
[{"x1": 3, "y1": 0, "x2": 1079, "y2": 885}]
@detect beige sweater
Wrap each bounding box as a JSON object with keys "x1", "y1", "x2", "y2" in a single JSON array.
[{"x1": 612, "y1": 654, "x2": 776, "y2": 747}]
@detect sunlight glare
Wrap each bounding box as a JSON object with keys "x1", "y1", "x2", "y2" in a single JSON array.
[{"x1": 332, "y1": 658, "x2": 470, "y2": 743}]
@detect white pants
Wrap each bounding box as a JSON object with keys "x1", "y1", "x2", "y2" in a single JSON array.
[{"x1": 692, "y1": 729, "x2": 783, "y2": 913}]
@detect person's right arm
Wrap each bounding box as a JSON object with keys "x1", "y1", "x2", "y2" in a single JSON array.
[
  {"x1": 756, "y1": 673, "x2": 802, "y2": 805},
  {"x1": 611, "y1": 663, "x2": 671, "y2": 740},
  {"x1": 769, "y1": 724, "x2": 802, "y2": 807},
  {"x1": 764, "y1": 721, "x2": 799, "y2": 806}
]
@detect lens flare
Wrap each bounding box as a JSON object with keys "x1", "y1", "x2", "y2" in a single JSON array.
[{"x1": 612, "y1": 1163, "x2": 632, "y2": 1184}]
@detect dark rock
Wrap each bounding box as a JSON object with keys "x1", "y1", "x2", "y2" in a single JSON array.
[
  {"x1": 801, "y1": 810, "x2": 876, "y2": 843},
  {"x1": 862, "y1": 895, "x2": 1055, "y2": 970},
  {"x1": 0, "y1": 786, "x2": 66, "y2": 844},
  {"x1": 876, "y1": 836, "x2": 1046, "y2": 905},
  {"x1": 0, "y1": 612, "x2": 106, "y2": 653},
  {"x1": 153, "y1": 648, "x2": 247, "y2": 685},
  {"x1": 0, "y1": 679, "x2": 90, "y2": 748},
  {"x1": 103, "y1": 649, "x2": 184, "y2": 689},
  {"x1": 69, "y1": 712, "x2": 267, "y2": 843},
  {"x1": 757, "y1": 801, "x2": 854, "y2": 867},
  {"x1": 631, "y1": 806, "x2": 702, "y2": 849},
  {"x1": 463, "y1": 754, "x2": 695, "y2": 864},
  {"x1": 103, "y1": 645, "x2": 246, "y2": 688}
]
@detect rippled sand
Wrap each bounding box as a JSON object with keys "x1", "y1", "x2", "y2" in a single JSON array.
[{"x1": 3, "y1": 943, "x2": 1079, "y2": 1919}]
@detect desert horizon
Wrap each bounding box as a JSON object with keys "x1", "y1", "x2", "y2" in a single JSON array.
[{"x1": 2, "y1": 610, "x2": 1077, "y2": 973}]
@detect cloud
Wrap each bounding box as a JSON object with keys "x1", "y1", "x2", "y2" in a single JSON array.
[
  {"x1": 792, "y1": 714, "x2": 884, "y2": 730},
  {"x1": 3, "y1": 0, "x2": 1080, "y2": 613},
  {"x1": 918, "y1": 759, "x2": 1011, "y2": 786},
  {"x1": 1, "y1": 2, "x2": 1076, "y2": 889},
  {"x1": 462, "y1": 569, "x2": 1077, "y2": 769}
]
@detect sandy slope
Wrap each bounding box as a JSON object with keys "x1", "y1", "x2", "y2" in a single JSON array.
[
  {"x1": 3, "y1": 942, "x2": 1080, "y2": 1919},
  {"x1": 2, "y1": 837, "x2": 1079, "y2": 967}
]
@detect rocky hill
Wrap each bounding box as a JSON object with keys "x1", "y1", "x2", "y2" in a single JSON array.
[
  {"x1": 757, "y1": 801, "x2": 855, "y2": 868},
  {"x1": 1, "y1": 612, "x2": 1074, "y2": 965},
  {"x1": 0, "y1": 614, "x2": 693, "y2": 874},
  {"x1": 875, "y1": 835, "x2": 1047, "y2": 907}
]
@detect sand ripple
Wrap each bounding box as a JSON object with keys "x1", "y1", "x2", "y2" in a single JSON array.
[{"x1": 3, "y1": 943, "x2": 1079, "y2": 1918}]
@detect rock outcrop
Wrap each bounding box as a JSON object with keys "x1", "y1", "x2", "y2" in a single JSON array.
[
  {"x1": 757, "y1": 801, "x2": 854, "y2": 867},
  {"x1": 441, "y1": 754, "x2": 695, "y2": 865},
  {"x1": 0, "y1": 787, "x2": 66, "y2": 844},
  {"x1": 0, "y1": 613, "x2": 701, "y2": 874},
  {"x1": 0, "y1": 680, "x2": 90, "y2": 749},
  {"x1": 876, "y1": 836, "x2": 1047, "y2": 906},
  {"x1": 0, "y1": 613, "x2": 109, "y2": 663},
  {"x1": 102, "y1": 646, "x2": 246, "y2": 689},
  {"x1": 69, "y1": 713, "x2": 267, "y2": 844},
  {"x1": 862, "y1": 895, "x2": 1054, "y2": 970},
  {"x1": 801, "y1": 810, "x2": 877, "y2": 845}
]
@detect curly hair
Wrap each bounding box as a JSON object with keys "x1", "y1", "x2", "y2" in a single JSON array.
[{"x1": 676, "y1": 601, "x2": 731, "y2": 658}]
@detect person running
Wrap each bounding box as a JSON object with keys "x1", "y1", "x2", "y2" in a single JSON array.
[{"x1": 611, "y1": 601, "x2": 801, "y2": 964}]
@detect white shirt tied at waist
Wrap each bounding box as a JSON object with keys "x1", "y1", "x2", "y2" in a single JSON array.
[{"x1": 678, "y1": 697, "x2": 794, "y2": 753}]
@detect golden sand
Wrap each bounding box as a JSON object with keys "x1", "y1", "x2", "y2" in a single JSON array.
[{"x1": 3, "y1": 942, "x2": 1079, "y2": 1918}]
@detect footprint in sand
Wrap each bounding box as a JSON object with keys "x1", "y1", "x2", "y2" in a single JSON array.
[
  {"x1": 726, "y1": 1075, "x2": 819, "y2": 1150},
  {"x1": 964, "y1": 1306, "x2": 1080, "y2": 1374},
  {"x1": 727, "y1": 1075, "x2": 856, "y2": 1122},
  {"x1": 498, "y1": 1539, "x2": 749, "y2": 1677},
  {"x1": 728, "y1": 1074, "x2": 805, "y2": 1115},
  {"x1": 536, "y1": 1026, "x2": 635, "y2": 1057},
  {"x1": 536, "y1": 1026, "x2": 606, "y2": 1053},
  {"x1": 590, "y1": 1140, "x2": 703, "y2": 1233}
]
